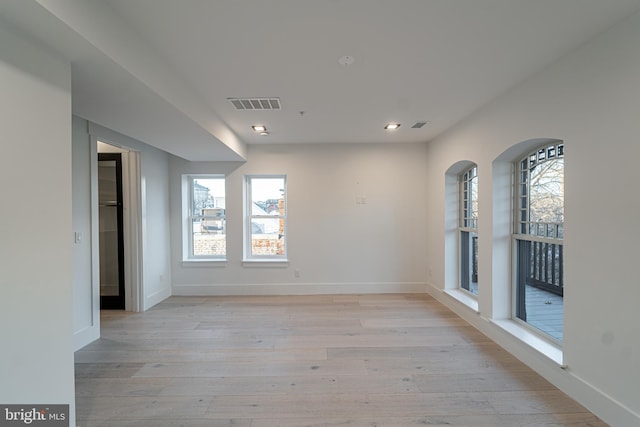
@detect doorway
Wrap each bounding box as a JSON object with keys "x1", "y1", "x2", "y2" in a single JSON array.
[{"x1": 98, "y1": 153, "x2": 125, "y2": 309}]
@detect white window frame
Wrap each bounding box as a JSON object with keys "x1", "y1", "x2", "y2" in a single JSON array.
[
  {"x1": 243, "y1": 174, "x2": 287, "y2": 263},
  {"x1": 182, "y1": 174, "x2": 226, "y2": 263},
  {"x1": 459, "y1": 165, "x2": 478, "y2": 296}
]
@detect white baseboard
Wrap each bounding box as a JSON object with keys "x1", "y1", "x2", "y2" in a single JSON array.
[
  {"x1": 425, "y1": 282, "x2": 640, "y2": 427},
  {"x1": 172, "y1": 282, "x2": 428, "y2": 296},
  {"x1": 144, "y1": 286, "x2": 172, "y2": 310},
  {"x1": 73, "y1": 324, "x2": 100, "y2": 352}
]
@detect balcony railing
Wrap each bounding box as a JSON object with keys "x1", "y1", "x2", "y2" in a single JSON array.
[{"x1": 517, "y1": 239, "x2": 563, "y2": 298}]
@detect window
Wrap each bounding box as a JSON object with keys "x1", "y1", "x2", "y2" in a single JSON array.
[
  {"x1": 244, "y1": 175, "x2": 286, "y2": 260},
  {"x1": 460, "y1": 165, "x2": 479, "y2": 295},
  {"x1": 184, "y1": 175, "x2": 226, "y2": 260},
  {"x1": 514, "y1": 143, "x2": 564, "y2": 341}
]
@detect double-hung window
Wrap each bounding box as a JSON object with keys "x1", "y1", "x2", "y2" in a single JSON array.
[
  {"x1": 514, "y1": 143, "x2": 564, "y2": 342},
  {"x1": 459, "y1": 165, "x2": 479, "y2": 295},
  {"x1": 244, "y1": 175, "x2": 287, "y2": 260},
  {"x1": 184, "y1": 175, "x2": 226, "y2": 260}
]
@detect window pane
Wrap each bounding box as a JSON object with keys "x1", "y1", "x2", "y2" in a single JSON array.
[
  {"x1": 470, "y1": 179, "x2": 478, "y2": 220},
  {"x1": 251, "y1": 178, "x2": 285, "y2": 214},
  {"x1": 251, "y1": 217, "x2": 284, "y2": 256},
  {"x1": 528, "y1": 158, "x2": 564, "y2": 224},
  {"x1": 193, "y1": 178, "x2": 225, "y2": 214},
  {"x1": 190, "y1": 177, "x2": 225, "y2": 258},
  {"x1": 247, "y1": 176, "x2": 286, "y2": 258},
  {"x1": 192, "y1": 216, "x2": 226, "y2": 256},
  {"x1": 516, "y1": 239, "x2": 563, "y2": 341},
  {"x1": 460, "y1": 230, "x2": 478, "y2": 295}
]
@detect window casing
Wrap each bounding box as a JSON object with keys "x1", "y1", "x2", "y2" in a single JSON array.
[
  {"x1": 459, "y1": 165, "x2": 478, "y2": 295},
  {"x1": 184, "y1": 175, "x2": 226, "y2": 260},
  {"x1": 513, "y1": 143, "x2": 564, "y2": 342},
  {"x1": 244, "y1": 175, "x2": 287, "y2": 260}
]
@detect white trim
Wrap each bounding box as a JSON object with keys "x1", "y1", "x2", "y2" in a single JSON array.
[
  {"x1": 144, "y1": 286, "x2": 172, "y2": 311},
  {"x1": 173, "y1": 282, "x2": 427, "y2": 296},
  {"x1": 125, "y1": 150, "x2": 143, "y2": 312},
  {"x1": 242, "y1": 259, "x2": 289, "y2": 268},
  {"x1": 458, "y1": 226, "x2": 478, "y2": 233},
  {"x1": 182, "y1": 260, "x2": 227, "y2": 268},
  {"x1": 490, "y1": 318, "x2": 562, "y2": 365},
  {"x1": 73, "y1": 325, "x2": 100, "y2": 352},
  {"x1": 443, "y1": 288, "x2": 479, "y2": 312}
]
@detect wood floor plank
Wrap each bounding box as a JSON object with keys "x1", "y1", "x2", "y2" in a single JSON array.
[
  {"x1": 249, "y1": 413, "x2": 608, "y2": 427},
  {"x1": 483, "y1": 390, "x2": 592, "y2": 415},
  {"x1": 412, "y1": 371, "x2": 556, "y2": 393},
  {"x1": 75, "y1": 396, "x2": 210, "y2": 420},
  {"x1": 76, "y1": 348, "x2": 327, "y2": 364},
  {"x1": 79, "y1": 420, "x2": 250, "y2": 427},
  {"x1": 360, "y1": 317, "x2": 470, "y2": 328},
  {"x1": 75, "y1": 294, "x2": 606, "y2": 426},
  {"x1": 204, "y1": 392, "x2": 497, "y2": 419},
  {"x1": 363, "y1": 357, "x2": 530, "y2": 376},
  {"x1": 248, "y1": 416, "x2": 508, "y2": 427},
  {"x1": 271, "y1": 333, "x2": 471, "y2": 348},
  {"x1": 327, "y1": 344, "x2": 522, "y2": 364},
  {"x1": 75, "y1": 377, "x2": 169, "y2": 397},
  {"x1": 156, "y1": 374, "x2": 421, "y2": 396},
  {"x1": 132, "y1": 359, "x2": 367, "y2": 378}
]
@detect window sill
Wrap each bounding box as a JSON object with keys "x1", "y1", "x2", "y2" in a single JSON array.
[
  {"x1": 242, "y1": 259, "x2": 289, "y2": 268},
  {"x1": 444, "y1": 288, "x2": 479, "y2": 312},
  {"x1": 182, "y1": 259, "x2": 227, "y2": 268},
  {"x1": 491, "y1": 318, "x2": 563, "y2": 366}
]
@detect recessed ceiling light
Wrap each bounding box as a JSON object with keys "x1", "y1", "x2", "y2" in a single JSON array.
[
  {"x1": 259, "y1": 131, "x2": 269, "y2": 136},
  {"x1": 252, "y1": 125, "x2": 267, "y2": 132},
  {"x1": 338, "y1": 55, "x2": 355, "y2": 66},
  {"x1": 384, "y1": 123, "x2": 401, "y2": 130}
]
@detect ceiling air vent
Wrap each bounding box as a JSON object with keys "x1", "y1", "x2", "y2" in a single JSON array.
[
  {"x1": 411, "y1": 121, "x2": 428, "y2": 129},
  {"x1": 228, "y1": 97, "x2": 281, "y2": 110}
]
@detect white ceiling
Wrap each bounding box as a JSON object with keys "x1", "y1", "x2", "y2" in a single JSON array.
[{"x1": 2, "y1": 0, "x2": 640, "y2": 160}]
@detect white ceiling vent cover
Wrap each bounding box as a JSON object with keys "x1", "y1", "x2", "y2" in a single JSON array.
[{"x1": 228, "y1": 97, "x2": 282, "y2": 110}]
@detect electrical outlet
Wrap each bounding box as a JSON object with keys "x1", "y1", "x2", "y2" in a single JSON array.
[{"x1": 294, "y1": 269, "x2": 301, "y2": 278}]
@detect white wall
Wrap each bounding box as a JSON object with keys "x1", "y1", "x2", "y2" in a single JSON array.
[
  {"x1": 0, "y1": 20, "x2": 76, "y2": 425},
  {"x1": 170, "y1": 143, "x2": 429, "y2": 295},
  {"x1": 425, "y1": 10, "x2": 640, "y2": 425},
  {"x1": 72, "y1": 115, "x2": 100, "y2": 350}
]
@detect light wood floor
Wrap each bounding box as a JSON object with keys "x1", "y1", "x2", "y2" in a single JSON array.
[{"x1": 75, "y1": 294, "x2": 607, "y2": 426}]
